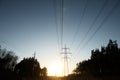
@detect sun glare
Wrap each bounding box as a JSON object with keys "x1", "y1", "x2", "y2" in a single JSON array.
[{"x1": 48, "y1": 61, "x2": 63, "y2": 76}]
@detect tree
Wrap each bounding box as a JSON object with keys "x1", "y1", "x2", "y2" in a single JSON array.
[
  {"x1": 14, "y1": 57, "x2": 41, "y2": 78},
  {"x1": 74, "y1": 39, "x2": 120, "y2": 76},
  {"x1": 0, "y1": 46, "x2": 18, "y2": 71},
  {"x1": 0, "y1": 46, "x2": 18, "y2": 80},
  {"x1": 40, "y1": 67, "x2": 47, "y2": 77}
]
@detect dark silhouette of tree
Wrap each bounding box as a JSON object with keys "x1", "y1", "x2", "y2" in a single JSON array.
[
  {"x1": 40, "y1": 67, "x2": 48, "y2": 80},
  {"x1": 40, "y1": 67, "x2": 47, "y2": 77},
  {"x1": 0, "y1": 46, "x2": 18, "y2": 80},
  {"x1": 14, "y1": 57, "x2": 41, "y2": 78},
  {"x1": 0, "y1": 45, "x2": 48, "y2": 80},
  {"x1": 15, "y1": 57, "x2": 48, "y2": 80},
  {"x1": 74, "y1": 39, "x2": 120, "y2": 78},
  {"x1": 0, "y1": 46, "x2": 18, "y2": 71}
]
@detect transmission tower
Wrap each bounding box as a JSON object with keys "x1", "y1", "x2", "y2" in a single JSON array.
[{"x1": 61, "y1": 45, "x2": 71, "y2": 76}]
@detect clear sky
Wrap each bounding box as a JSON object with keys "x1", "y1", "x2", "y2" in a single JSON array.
[{"x1": 0, "y1": 0, "x2": 120, "y2": 76}]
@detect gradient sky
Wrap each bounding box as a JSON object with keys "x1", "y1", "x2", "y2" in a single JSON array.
[{"x1": 0, "y1": 0, "x2": 120, "y2": 76}]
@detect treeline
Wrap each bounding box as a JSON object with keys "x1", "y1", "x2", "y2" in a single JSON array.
[
  {"x1": 69, "y1": 40, "x2": 120, "y2": 80},
  {"x1": 1, "y1": 39, "x2": 120, "y2": 80},
  {"x1": 0, "y1": 46, "x2": 47, "y2": 80}
]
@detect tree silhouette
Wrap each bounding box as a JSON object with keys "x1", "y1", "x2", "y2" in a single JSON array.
[
  {"x1": 0, "y1": 46, "x2": 48, "y2": 80},
  {"x1": 0, "y1": 46, "x2": 18, "y2": 80},
  {"x1": 40, "y1": 67, "x2": 47, "y2": 77},
  {"x1": 0, "y1": 46, "x2": 18, "y2": 71},
  {"x1": 15, "y1": 57, "x2": 48, "y2": 80},
  {"x1": 14, "y1": 57, "x2": 41, "y2": 77},
  {"x1": 74, "y1": 39, "x2": 120, "y2": 77}
]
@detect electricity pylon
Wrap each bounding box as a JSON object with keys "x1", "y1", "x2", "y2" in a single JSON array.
[{"x1": 61, "y1": 44, "x2": 71, "y2": 76}]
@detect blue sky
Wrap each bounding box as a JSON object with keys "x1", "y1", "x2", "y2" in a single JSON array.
[{"x1": 0, "y1": 0, "x2": 120, "y2": 76}]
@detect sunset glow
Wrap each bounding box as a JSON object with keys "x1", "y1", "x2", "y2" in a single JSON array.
[
  {"x1": 48, "y1": 61, "x2": 63, "y2": 76},
  {"x1": 1, "y1": 0, "x2": 120, "y2": 78}
]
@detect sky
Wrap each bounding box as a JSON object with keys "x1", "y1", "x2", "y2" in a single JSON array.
[{"x1": 0, "y1": 0, "x2": 120, "y2": 76}]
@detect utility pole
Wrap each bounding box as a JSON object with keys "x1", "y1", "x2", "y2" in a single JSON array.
[
  {"x1": 61, "y1": 44, "x2": 71, "y2": 76},
  {"x1": 33, "y1": 51, "x2": 36, "y2": 59}
]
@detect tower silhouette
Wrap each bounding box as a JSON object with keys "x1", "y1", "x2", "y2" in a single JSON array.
[{"x1": 61, "y1": 45, "x2": 71, "y2": 76}]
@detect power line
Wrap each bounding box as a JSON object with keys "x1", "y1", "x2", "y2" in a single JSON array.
[
  {"x1": 53, "y1": 0, "x2": 64, "y2": 51},
  {"x1": 71, "y1": 0, "x2": 88, "y2": 46},
  {"x1": 0, "y1": 40, "x2": 23, "y2": 55},
  {"x1": 75, "y1": 0, "x2": 109, "y2": 53},
  {"x1": 79, "y1": 0, "x2": 120, "y2": 52},
  {"x1": 60, "y1": 0, "x2": 64, "y2": 48},
  {"x1": 53, "y1": 0, "x2": 60, "y2": 50}
]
